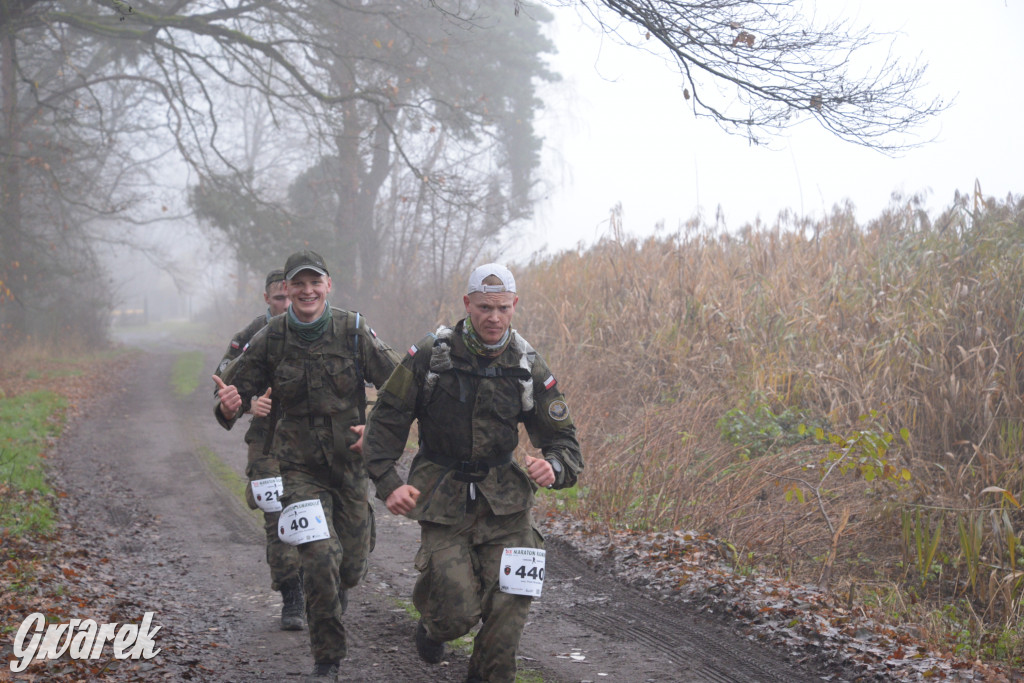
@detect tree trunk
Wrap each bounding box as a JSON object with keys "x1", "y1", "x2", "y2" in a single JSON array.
[
  {"x1": 332, "y1": 105, "x2": 362, "y2": 294},
  {"x1": 0, "y1": 31, "x2": 25, "y2": 344},
  {"x1": 354, "y1": 114, "x2": 393, "y2": 298}
]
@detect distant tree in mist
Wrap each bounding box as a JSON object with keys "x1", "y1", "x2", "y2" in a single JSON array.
[
  {"x1": 0, "y1": 13, "x2": 173, "y2": 344},
  {"x1": 188, "y1": 0, "x2": 557, "y2": 338},
  {"x1": 295, "y1": 0, "x2": 557, "y2": 307},
  {"x1": 0, "y1": 0, "x2": 405, "y2": 343}
]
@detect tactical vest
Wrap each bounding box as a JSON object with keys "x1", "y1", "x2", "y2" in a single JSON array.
[
  {"x1": 416, "y1": 325, "x2": 538, "y2": 482},
  {"x1": 259, "y1": 309, "x2": 371, "y2": 453},
  {"x1": 422, "y1": 325, "x2": 538, "y2": 411}
]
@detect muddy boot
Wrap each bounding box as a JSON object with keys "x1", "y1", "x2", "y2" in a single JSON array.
[
  {"x1": 415, "y1": 620, "x2": 445, "y2": 664},
  {"x1": 280, "y1": 577, "x2": 306, "y2": 631},
  {"x1": 302, "y1": 660, "x2": 339, "y2": 682}
]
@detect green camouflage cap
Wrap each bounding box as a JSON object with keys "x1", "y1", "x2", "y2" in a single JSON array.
[
  {"x1": 264, "y1": 268, "x2": 286, "y2": 288},
  {"x1": 284, "y1": 250, "x2": 329, "y2": 280}
]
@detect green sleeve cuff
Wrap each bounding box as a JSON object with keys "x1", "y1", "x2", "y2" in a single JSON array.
[
  {"x1": 372, "y1": 469, "x2": 406, "y2": 503},
  {"x1": 214, "y1": 401, "x2": 238, "y2": 431}
]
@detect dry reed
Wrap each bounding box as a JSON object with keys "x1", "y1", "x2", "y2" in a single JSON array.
[{"x1": 515, "y1": 191, "x2": 1024, "y2": 650}]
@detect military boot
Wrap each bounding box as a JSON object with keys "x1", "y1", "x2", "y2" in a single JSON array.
[
  {"x1": 280, "y1": 577, "x2": 306, "y2": 631},
  {"x1": 302, "y1": 660, "x2": 339, "y2": 682},
  {"x1": 415, "y1": 620, "x2": 445, "y2": 663}
]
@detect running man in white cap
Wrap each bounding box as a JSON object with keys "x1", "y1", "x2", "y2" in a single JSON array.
[{"x1": 362, "y1": 262, "x2": 584, "y2": 683}]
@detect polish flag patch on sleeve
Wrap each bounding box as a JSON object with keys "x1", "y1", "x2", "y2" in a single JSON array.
[
  {"x1": 543, "y1": 374, "x2": 557, "y2": 390},
  {"x1": 230, "y1": 341, "x2": 240, "y2": 349},
  {"x1": 408, "y1": 344, "x2": 419, "y2": 356}
]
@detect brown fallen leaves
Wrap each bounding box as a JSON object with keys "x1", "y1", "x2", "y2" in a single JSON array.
[
  {"x1": 0, "y1": 528, "x2": 162, "y2": 681},
  {"x1": 0, "y1": 348, "x2": 164, "y2": 681}
]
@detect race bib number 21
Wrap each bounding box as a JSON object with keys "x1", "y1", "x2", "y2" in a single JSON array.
[
  {"x1": 278, "y1": 499, "x2": 330, "y2": 546},
  {"x1": 499, "y1": 547, "x2": 546, "y2": 597},
  {"x1": 250, "y1": 477, "x2": 283, "y2": 512}
]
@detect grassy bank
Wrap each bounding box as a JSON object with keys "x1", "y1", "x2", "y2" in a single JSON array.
[
  {"x1": 173, "y1": 350, "x2": 207, "y2": 396},
  {"x1": 0, "y1": 391, "x2": 67, "y2": 533},
  {"x1": 516, "y1": 190, "x2": 1024, "y2": 662},
  {"x1": 0, "y1": 346, "x2": 131, "y2": 534}
]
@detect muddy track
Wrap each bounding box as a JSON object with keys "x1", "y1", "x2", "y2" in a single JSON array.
[
  {"x1": 543, "y1": 539, "x2": 815, "y2": 682},
  {"x1": 22, "y1": 333, "x2": 842, "y2": 682}
]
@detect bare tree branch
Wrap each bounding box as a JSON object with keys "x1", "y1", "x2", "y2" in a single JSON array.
[{"x1": 571, "y1": 0, "x2": 948, "y2": 151}]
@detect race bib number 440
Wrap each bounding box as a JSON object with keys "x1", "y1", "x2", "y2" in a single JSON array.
[
  {"x1": 278, "y1": 499, "x2": 330, "y2": 545},
  {"x1": 250, "y1": 477, "x2": 283, "y2": 512},
  {"x1": 499, "y1": 547, "x2": 546, "y2": 597}
]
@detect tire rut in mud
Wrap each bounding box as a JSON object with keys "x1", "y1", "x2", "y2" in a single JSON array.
[{"x1": 544, "y1": 538, "x2": 819, "y2": 682}]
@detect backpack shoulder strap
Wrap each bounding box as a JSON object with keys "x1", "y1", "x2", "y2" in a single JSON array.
[
  {"x1": 264, "y1": 314, "x2": 287, "y2": 362},
  {"x1": 339, "y1": 310, "x2": 365, "y2": 384},
  {"x1": 337, "y1": 309, "x2": 368, "y2": 419},
  {"x1": 511, "y1": 330, "x2": 538, "y2": 412},
  {"x1": 260, "y1": 315, "x2": 288, "y2": 454}
]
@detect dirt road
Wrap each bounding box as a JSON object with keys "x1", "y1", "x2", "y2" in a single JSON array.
[{"x1": 29, "y1": 332, "x2": 832, "y2": 682}]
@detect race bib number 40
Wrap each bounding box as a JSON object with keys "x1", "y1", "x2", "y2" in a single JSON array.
[
  {"x1": 250, "y1": 477, "x2": 283, "y2": 512},
  {"x1": 278, "y1": 499, "x2": 330, "y2": 546},
  {"x1": 499, "y1": 547, "x2": 546, "y2": 597}
]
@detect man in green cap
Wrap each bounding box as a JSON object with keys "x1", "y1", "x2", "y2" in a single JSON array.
[
  {"x1": 213, "y1": 250, "x2": 400, "y2": 683},
  {"x1": 213, "y1": 268, "x2": 304, "y2": 631},
  {"x1": 362, "y1": 262, "x2": 583, "y2": 683}
]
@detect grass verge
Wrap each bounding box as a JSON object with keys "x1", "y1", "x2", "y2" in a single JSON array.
[
  {"x1": 112, "y1": 319, "x2": 226, "y2": 348},
  {"x1": 172, "y1": 350, "x2": 206, "y2": 396},
  {"x1": 0, "y1": 391, "x2": 68, "y2": 533},
  {"x1": 194, "y1": 445, "x2": 260, "y2": 523}
]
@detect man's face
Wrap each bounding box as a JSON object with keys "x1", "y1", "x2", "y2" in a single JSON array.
[
  {"x1": 264, "y1": 281, "x2": 289, "y2": 317},
  {"x1": 288, "y1": 270, "x2": 332, "y2": 323},
  {"x1": 463, "y1": 291, "x2": 517, "y2": 345}
]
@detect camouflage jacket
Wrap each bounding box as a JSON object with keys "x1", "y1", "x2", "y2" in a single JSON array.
[
  {"x1": 363, "y1": 319, "x2": 583, "y2": 525},
  {"x1": 214, "y1": 312, "x2": 274, "y2": 446},
  {"x1": 216, "y1": 308, "x2": 400, "y2": 471}
]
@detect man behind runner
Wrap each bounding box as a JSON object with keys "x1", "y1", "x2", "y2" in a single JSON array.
[
  {"x1": 363, "y1": 262, "x2": 583, "y2": 683},
  {"x1": 213, "y1": 250, "x2": 400, "y2": 683},
  {"x1": 213, "y1": 268, "x2": 304, "y2": 630}
]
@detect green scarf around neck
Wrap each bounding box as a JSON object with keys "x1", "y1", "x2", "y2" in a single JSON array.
[
  {"x1": 462, "y1": 317, "x2": 512, "y2": 358},
  {"x1": 287, "y1": 302, "x2": 332, "y2": 342}
]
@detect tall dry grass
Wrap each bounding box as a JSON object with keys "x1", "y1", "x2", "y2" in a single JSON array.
[{"x1": 514, "y1": 190, "x2": 1024, "y2": 646}]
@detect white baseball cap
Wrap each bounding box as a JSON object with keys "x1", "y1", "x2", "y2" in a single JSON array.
[{"x1": 467, "y1": 263, "x2": 516, "y2": 294}]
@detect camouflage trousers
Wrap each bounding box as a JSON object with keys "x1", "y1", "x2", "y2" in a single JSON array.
[
  {"x1": 244, "y1": 443, "x2": 301, "y2": 591},
  {"x1": 413, "y1": 497, "x2": 543, "y2": 683},
  {"x1": 280, "y1": 456, "x2": 375, "y2": 663}
]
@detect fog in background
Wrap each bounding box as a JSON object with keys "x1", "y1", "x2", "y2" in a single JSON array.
[{"x1": 98, "y1": 0, "x2": 1023, "y2": 340}]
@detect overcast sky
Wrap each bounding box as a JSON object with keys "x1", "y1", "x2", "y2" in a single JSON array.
[{"x1": 521, "y1": 0, "x2": 1024, "y2": 257}]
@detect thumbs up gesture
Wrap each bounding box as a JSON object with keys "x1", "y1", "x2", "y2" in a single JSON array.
[
  {"x1": 212, "y1": 374, "x2": 242, "y2": 420},
  {"x1": 252, "y1": 387, "x2": 273, "y2": 418}
]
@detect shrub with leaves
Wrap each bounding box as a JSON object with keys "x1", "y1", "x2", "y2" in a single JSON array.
[{"x1": 717, "y1": 393, "x2": 825, "y2": 459}]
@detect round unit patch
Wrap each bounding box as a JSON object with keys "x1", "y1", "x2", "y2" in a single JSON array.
[{"x1": 548, "y1": 399, "x2": 569, "y2": 421}]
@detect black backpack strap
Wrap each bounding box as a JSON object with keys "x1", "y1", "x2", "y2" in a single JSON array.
[
  {"x1": 420, "y1": 448, "x2": 514, "y2": 483},
  {"x1": 453, "y1": 365, "x2": 532, "y2": 380},
  {"x1": 262, "y1": 318, "x2": 287, "y2": 455},
  {"x1": 346, "y1": 311, "x2": 367, "y2": 421}
]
